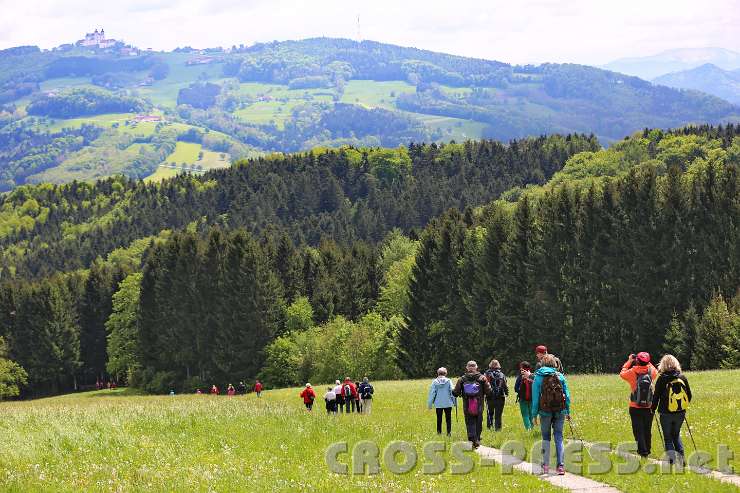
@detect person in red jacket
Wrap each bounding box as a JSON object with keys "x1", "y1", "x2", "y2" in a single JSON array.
[
  {"x1": 254, "y1": 380, "x2": 263, "y2": 397},
  {"x1": 300, "y1": 383, "x2": 316, "y2": 411},
  {"x1": 210, "y1": 384, "x2": 219, "y2": 396},
  {"x1": 227, "y1": 384, "x2": 236, "y2": 397},
  {"x1": 341, "y1": 377, "x2": 358, "y2": 413},
  {"x1": 619, "y1": 352, "x2": 659, "y2": 457}
]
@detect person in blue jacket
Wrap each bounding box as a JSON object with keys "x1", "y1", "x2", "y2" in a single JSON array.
[
  {"x1": 427, "y1": 367, "x2": 457, "y2": 436},
  {"x1": 531, "y1": 354, "x2": 571, "y2": 475}
]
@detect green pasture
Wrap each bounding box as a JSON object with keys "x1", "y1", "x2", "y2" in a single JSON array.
[{"x1": 0, "y1": 371, "x2": 736, "y2": 492}]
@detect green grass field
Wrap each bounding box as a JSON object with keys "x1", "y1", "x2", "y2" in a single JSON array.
[
  {"x1": 145, "y1": 143, "x2": 231, "y2": 182},
  {"x1": 0, "y1": 371, "x2": 737, "y2": 492}
]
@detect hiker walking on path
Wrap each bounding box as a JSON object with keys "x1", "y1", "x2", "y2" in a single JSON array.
[
  {"x1": 535, "y1": 345, "x2": 563, "y2": 373},
  {"x1": 254, "y1": 380, "x2": 263, "y2": 397},
  {"x1": 515, "y1": 361, "x2": 534, "y2": 430},
  {"x1": 531, "y1": 354, "x2": 571, "y2": 475},
  {"x1": 210, "y1": 384, "x2": 219, "y2": 396},
  {"x1": 358, "y1": 377, "x2": 374, "y2": 415},
  {"x1": 342, "y1": 378, "x2": 358, "y2": 413},
  {"x1": 452, "y1": 361, "x2": 493, "y2": 448},
  {"x1": 428, "y1": 367, "x2": 457, "y2": 436},
  {"x1": 333, "y1": 380, "x2": 345, "y2": 413},
  {"x1": 227, "y1": 384, "x2": 236, "y2": 397},
  {"x1": 619, "y1": 352, "x2": 658, "y2": 457},
  {"x1": 300, "y1": 383, "x2": 316, "y2": 411},
  {"x1": 324, "y1": 386, "x2": 337, "y2": 414},
  {"x1": 484, "y1": 359, "x2": 508, "y2": 431},
  {"x1": 237, "y1": 381, "x2": 246, "y2": 395},
  {"x1": 651, "y1": 354, "x2": 692, "y2": 465}
]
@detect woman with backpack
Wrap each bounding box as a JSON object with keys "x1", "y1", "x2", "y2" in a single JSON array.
[
  {"x1": 300, "y1": 383, "x2": 316, "y2": 411},
  {"x1": 651, "y1": 354, "x2": 692, "y2": 465},
  {"x1": 427, "y1": 367, "x2": 457, "y2": 436},
  {"x1": 619, "y1": 352, "x2": 658, "y2": 457},
  {"x1": 531, "y1": 354, "x2": 571, "y2": 475},
  {"x1": 483, "y1": 359, "x2": 508, "y2": 431},
  {"x1": 452, "y1": 361, "x2": 493, "y2": 449},
  {"x1": 515, "y1": 361, "x2": 534, "y2": 430}
]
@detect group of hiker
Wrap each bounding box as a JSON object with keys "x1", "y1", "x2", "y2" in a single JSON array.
[
  {"x1": 195, "y1": 380, "x2": 263, "y2": 397},
  {"x1": 427, "y1": 345, "x2": 692, "y2": 475},
  {"x1": 299, "y1": 377, "x2": 375, "y2": 414}
]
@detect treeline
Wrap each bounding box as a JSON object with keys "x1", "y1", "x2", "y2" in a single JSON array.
[
  {"x1": 1, "y1": 134, "x2": 596, "y2": 278},
  {"x1": 27, "y1": 88, "x2": 150, "y2": 118},
  {"x1": 399, "y1": 130, "x2": 740, "y2": 375}
]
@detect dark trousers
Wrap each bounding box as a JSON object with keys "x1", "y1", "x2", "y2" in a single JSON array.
[
  {"x1": 336, "y1": 396, "x2": 344, "y2": 413},
  {"x1": 660, "y1": 412, "x2": 685, "y2": 462},
  {"x1": 305, "y1": 401, "x2": 313, "y2": 411},
  {"x1": 487, "y1": 397, "x2": 505, "y2": 430},
  {"x1": 436, "y1": 407, "x2": 452, "y2": 435},
  {"x1": 629, "y1": 407, "x2": 653, "y2": 456},
  {"x1": 344, "y1": 397, "x2": 354, "y2": 413},
  {"x1": 326, "y1": 400, "x2": 336, "y2": 414},
  {"x1": 356, "y1": 399, "x2": 361, "y2": 413},
  {"x1": 464, "y1": 412, "x2": 483, "y2": 443}
]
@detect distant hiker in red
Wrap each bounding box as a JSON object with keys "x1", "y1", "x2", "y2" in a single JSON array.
[
  {"x1": 210, "y1": 384, "x2": 219, "y2": 395},
  {"x1": 620, "y1": 352, "x2": 658, "y2": 457},
  {"x1": 342, "y1": 378, "x2": 358, "y2": 413},
  {"x1": 254, "y1": 380, "x2": 263, "y2": 397},
  {"x1": 227, "y1": 384, "x2": 236, "y2": 397},
  {"x1": 300, "y1": 383, "x2": 316, "y2": 411}
]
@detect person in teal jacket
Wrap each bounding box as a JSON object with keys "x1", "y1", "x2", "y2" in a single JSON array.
[
  {"x1": 427, "y1": 367, "x2": 457, "y2": 436},
  {"x1": 530, "y1": 354, "x2": 571, "y2": 475}
]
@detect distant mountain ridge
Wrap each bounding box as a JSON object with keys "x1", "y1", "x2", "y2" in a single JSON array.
[
  {"x1": 603, "y1": 47, "x2": 740, "y2": 81},
  {"x1": 1, "y1": 37, "x2": 739, "y2": 189},
  {"x1": 654, "y1": 63, "x2": 740, "y2": 105}
]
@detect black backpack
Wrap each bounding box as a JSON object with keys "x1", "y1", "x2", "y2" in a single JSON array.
[
  {"x1": 360, "y1": 384, "x2": 373, "y2": 399},
  {"x1": 486, "y1": 369, "x2": 506, "y2": 398},
  {"x1": 631, "y1": 372, "x2": 654, "y2": 407}
]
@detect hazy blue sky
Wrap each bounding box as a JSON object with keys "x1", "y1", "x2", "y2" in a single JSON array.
[{"x1": 0, "y1": 0, "x2": 738, "y2": 64}]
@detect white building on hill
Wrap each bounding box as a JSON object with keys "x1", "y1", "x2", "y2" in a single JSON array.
[{"x1": 79, "y1": 28, "x2": 116, "y2": 49}]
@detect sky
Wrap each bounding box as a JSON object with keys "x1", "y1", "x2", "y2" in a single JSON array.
[{"x1": 0, "y1": 0, "x2": 738, "y2": 65}]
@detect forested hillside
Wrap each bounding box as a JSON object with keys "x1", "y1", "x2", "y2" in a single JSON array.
[
  {"x1": 1, "y1": 38, "x2": 738, "y2": 189},
  {"x1": 0, "y1": 125, "x2": 738, "y2": 397}
]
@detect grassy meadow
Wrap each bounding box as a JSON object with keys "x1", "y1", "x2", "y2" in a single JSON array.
[{"x1": 0, "y1": 371, "x2": 737, "y2": 492}]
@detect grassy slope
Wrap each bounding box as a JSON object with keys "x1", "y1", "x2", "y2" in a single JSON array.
[{"x1": 0, "y1": 371, "x2": 737, "y2": 492}]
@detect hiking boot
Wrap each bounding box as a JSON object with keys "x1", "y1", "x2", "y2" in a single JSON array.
[
  {"x1": 472, "y1": 441, "x2": 480, "y2": 449},
  {"x1": 557, "y1": 465, "x2": 565, "y2": 475},
  {"x1": 541, "y1": 465, "x2": 549, "y2": 475}
]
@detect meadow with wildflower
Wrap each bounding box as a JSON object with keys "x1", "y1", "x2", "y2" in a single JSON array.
[{"x1": 0, "y1": 371, "x2": 737, "y2": 492}]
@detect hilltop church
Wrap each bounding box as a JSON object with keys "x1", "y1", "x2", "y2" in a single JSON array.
[{"x1": 79, "y1": 28, "x2": 116, "y2": 49}]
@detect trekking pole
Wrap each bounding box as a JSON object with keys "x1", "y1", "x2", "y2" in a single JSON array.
[
  {"x1": 683, "y1": 415, "x2": 697, "y2": 452},
  {"x1": 653, "y1": 412, "x2": 665, "y2": 450},
  {"x1": 567, "y1": 416, "x2": 583, "y2": 445}
]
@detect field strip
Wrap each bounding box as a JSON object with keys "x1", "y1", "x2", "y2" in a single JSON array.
[
  {"x1": 574, "y1": 440, "x2": 740, "y2": 488},
  {"x1": 477, "y1": 445, "x2": 623, "y2": 492}
]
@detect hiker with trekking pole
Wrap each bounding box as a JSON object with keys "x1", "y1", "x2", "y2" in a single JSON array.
[
  {"x1": 619, "y1": 352, "x2": 658, "y2": 457},
  {"x1": 531, "y1": 354, "x2": 571, "y2": 475},
  {"x1": 651, "y1": 354, "x2": 692, "y2": 465},
  {"x1": 428, "y1": 367, "x2": 456, "y2": 436}
]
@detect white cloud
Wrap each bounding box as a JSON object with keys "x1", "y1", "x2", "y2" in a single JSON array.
[{"x1": 0, "y1": 0, "x2": 737, "y2": 64}]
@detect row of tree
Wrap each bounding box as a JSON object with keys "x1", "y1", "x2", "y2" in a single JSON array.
[{"x1": 399, "y1": 132, "x2": 739, "y2": 374}]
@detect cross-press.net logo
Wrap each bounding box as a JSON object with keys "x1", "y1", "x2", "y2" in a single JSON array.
[{"x1": 325, "y1": 440, "x2": 735, "y2": 475}]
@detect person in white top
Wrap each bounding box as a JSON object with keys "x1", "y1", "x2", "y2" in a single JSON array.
[{"x1": 324, "y1": 386, "x2": 337, "y2": 414}]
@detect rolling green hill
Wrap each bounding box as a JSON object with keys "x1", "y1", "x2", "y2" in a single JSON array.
[{"x1": 1, "y1": 39, "x2": 739, "y2": 189}]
